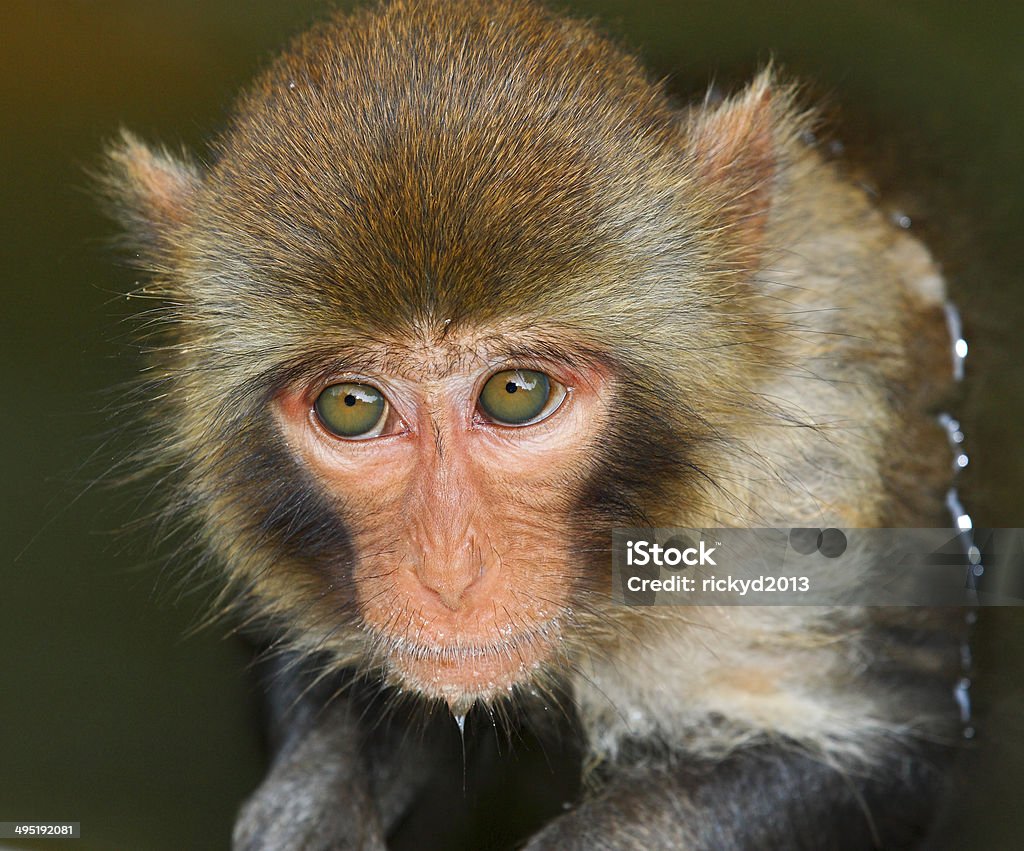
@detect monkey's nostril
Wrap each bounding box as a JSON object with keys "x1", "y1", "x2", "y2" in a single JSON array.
[
  {"x1": 432, "y1": 587, "x2": 467, "y2": 612},
  {"x1": 414, "y1": 558, "x2": 486, "y2": 611}
]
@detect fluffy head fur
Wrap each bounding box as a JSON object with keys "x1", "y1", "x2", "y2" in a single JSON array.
[{"x1": 101, "y1": 0, "x2": 959, "y2": 765}]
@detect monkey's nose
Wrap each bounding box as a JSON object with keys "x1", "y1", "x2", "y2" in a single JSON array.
[{"x1": 415, "y1": 542, "x2": 486, "y2": 611}]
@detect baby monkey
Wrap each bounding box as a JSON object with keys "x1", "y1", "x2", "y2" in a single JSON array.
[{"x1": 102, "y1": 0, "x2": 964, "y2": 848}]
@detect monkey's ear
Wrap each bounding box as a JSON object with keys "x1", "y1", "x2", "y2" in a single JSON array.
[
  {"x1": 99, "y1": 129, "x2": 202, "y2": 260},
  {"x1": 686, "y1": 69, "x2": 792, "y2": 256}
]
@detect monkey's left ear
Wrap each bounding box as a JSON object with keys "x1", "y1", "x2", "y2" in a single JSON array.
[
  {"x1": 685, "y1": 69, "x2": 792, "y2": 259},
  {"x1": 99, "y1": 129, "x2": 202, "y2": 262}
]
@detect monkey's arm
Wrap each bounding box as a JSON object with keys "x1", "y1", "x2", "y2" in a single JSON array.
[
  {"x1": 232, "y1": 655, "x2": 430, "y2": 851},
  {"x1": 523, "y1": 742, "x2": 946, "y2": 851}
]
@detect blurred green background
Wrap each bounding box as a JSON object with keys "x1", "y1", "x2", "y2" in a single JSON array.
[{"x1": 2, "y1": 1, "x2": 1022, "y2": 848}]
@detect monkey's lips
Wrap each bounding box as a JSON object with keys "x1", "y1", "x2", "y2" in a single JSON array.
[{"x1": 376, "y1": 620, "x2": 561, "y2": 708}]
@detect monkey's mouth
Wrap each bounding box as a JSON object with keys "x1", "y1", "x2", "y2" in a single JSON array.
[{"x1": 372, "y1": 619, "x2": 563, "y2": 710}]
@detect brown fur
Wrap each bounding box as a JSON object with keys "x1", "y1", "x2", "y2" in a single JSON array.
[{"x1": 100, "y1": 1, "x2": 962, "y2": 846}]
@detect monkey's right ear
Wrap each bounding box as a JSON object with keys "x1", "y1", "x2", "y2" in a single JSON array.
[{"x1": 99, "y1": 129, "x2": 202, "y2": 260}]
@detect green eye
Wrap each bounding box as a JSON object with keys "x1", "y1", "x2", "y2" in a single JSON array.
[
  {"x1": 314, "y1": 383, "x2": 387, "y2": 439},
  {"x1": 478, "y1": 369, "x2": 565, "y2": 426}
]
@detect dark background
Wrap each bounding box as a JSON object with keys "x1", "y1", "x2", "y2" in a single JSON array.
[{"x1": 2, "y1": 1, "x2": 1022, "y2": 848}]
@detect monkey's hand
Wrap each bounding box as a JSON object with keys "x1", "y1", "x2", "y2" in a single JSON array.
[
  {"x1": 521, "y1": 763, "x2": 697, "y2": 851},
  {"x1": 232, "y1": 711, "x2": 386, "y2": 851},
  {"x1": 232, "y1": 655, "x2": 432, "y2": 851},
  {"x1": 522, "y1": 743, "x2": 945, "y2": 850}
]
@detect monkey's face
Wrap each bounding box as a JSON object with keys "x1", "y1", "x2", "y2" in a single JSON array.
[
  {"x1": 273, "y1": 330, "x2": 611, "y2": 708},
  {"x1": 103, "y1": 0, "x2": 785, "y2": 715}
]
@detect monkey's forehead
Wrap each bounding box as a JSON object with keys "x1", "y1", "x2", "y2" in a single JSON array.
[
  {"x1": 184, "y1": 0, "x2": 697, "y2": 329},
  {"x1": 222, "y1": 0, "x2": 676, "y2": 167}
]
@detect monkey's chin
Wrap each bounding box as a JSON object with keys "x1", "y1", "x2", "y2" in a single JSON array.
[{"x1": 383, "y1": 631, "x2": 556, "y2": 715}]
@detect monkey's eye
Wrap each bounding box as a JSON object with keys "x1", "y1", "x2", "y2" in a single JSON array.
[
  {"x1": 478, "y1": 369, "x2": 566, "y2": 426},
  {"x1": 314, "y1": 383, "x2": 388, "y2": 439}
]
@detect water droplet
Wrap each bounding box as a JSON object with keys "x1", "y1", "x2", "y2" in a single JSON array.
[
  {"x1": 288, "y1": 80, "x2": 297, "y2": 90},
  {"x1": 956, "y1": 453, "x2": 969, "y2": 469},
  {"x1": 454, "y1": 714, "x2": 466, "y2": 734},
  {"x1": 957, "y1": 514, "x2": 973, "y2": 531},
  {"x1": 891, "y1": 211, "x2": 912, "y2": 229},
  {"x1": 944, "y1": 302, "x2": 967, "y2": 381},
  {"x1": 954, "y1": 677, "x2": 972, "y2": 724}
]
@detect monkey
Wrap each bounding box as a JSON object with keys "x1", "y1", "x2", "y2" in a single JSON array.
[{"x1": 99, "y1": 0, "x2": 967, "y2": 848}]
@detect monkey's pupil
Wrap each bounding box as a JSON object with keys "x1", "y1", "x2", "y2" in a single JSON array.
[
  {"x1": 344, "y1": 394, "x2": 357, "y2": 406},
  {"x1": 506, "y1": 382, "x2": 518, "y2": 394}
]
